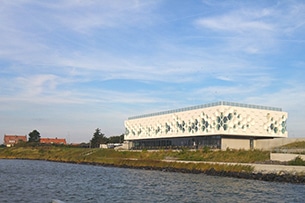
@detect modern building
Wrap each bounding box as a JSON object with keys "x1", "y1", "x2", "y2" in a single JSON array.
[
  {"x1": 124, "y1": 101, "x2": 288, "y2": 150},
  {"x1": 3, "y1": 135, "x2": 27, "y2": 147}
]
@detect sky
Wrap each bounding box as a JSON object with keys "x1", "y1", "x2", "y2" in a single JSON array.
[{"x1": 1, "y1": 0, "x2": 305, "y2": 143}]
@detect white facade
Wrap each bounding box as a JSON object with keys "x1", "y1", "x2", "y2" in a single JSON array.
[
  {"x1": 124, "y1": 101, "x2": 288, "y2": 149},
  {"x1": 125, "y1": 101, "x2": 288, "y2": 149}
]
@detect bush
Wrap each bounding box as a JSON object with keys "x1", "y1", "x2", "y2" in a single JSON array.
[
  {"x1": 202, "y1": 146, "x2": 210, "y2": 153},
  {"x1": 288, "y1": 156, "x2": 305, "y2": 166}
]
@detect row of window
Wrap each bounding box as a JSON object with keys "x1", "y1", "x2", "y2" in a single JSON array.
[{"x1": 131, "y1": 136, "x2": 221, "y2": 150}]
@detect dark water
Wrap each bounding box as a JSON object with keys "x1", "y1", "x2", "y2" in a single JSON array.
[{"x1": 0, "y1": 159, "x2": 305, "y2": 203}]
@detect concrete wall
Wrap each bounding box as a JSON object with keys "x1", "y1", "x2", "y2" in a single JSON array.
[
  {"x1": 270, "y1": 153, "x2": 305, "y2": 162},
  {"x1": 222, "y1": 138, "x2": 250, "y2": 150},
  {"x1": 255, "y1": 138, "x2": 305, "y2": 150},
  {"x1": 223, "y1": 137, "x2": 305, "y2": 151}
]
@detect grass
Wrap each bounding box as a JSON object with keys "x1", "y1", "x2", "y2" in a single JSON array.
[
  {"x1": 288, "y1": 156, "x2": 305, "y2": 166},
  {"x1": 139, "y1": 148, "x2": 269, "y2": 163},
  {"x1": 0, "y1": 146, "x2": 271, "y2": 173},
  {"x1": 280, "y1": 141, "x2": 305, "y2": 149}
]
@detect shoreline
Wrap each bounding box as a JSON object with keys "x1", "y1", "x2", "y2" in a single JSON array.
[
  {"x1": 73, "y1": 160, "x2": 305, "y2": 184},
  {"x1": 2, "y1": 157, "x2": 305, "y2": 184}
]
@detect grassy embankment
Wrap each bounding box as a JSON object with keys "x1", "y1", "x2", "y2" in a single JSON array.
[
  {"x1": 280, "y1": 141, "x2": 305, "y2": 149},
  {"x1": 278, "y1": 141, "x2": 305, "y2": 166},
  {"x1": 0, "y1": 146, "x2": 271, "y2": 173}
]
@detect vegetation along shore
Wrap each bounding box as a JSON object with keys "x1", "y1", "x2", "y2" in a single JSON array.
[{"x1": 1, "y1": 145, "x2": 305, "y2": 184}]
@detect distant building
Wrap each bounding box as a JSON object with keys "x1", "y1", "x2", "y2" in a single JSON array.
[
  {"x1": 100, "y1": 143, "x2": 122, "y2": 149},
  {"x1": 3, "y1": 135, "x2": 27, "y2": 147},
  {"x1": 124, "y1": 101, "x2": 288, "y2": 150},
  {"x1": 40, "y1": 138, "x2": 67, "y2": 145}
]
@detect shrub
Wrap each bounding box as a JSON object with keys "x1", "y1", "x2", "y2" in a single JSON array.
[
  {"x1": 288, "y1": 156, "x2": 305, "y2": 166},
  {"x1": 202, "y1": 146, "x2": 210, "y2": 153}
]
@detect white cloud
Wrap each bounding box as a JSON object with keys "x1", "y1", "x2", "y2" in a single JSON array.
[
  {"x1": 16, "y1": 74, "x2": 59, "y2": 96},
  {"x1": 196, "y1": 14, "x2": 273, "y2": 33},
  {"x1": 40, "y1": 0, "x2": 161, "y2": 33},
  {"x1": 281, "y1": 3, "x2": 305, "y2": 34},
  {"x1": 194, "y1": 3, "x2": 305, "y2": 54},
  {"x1": 195, "y1": 7, "x2": 274, "y2": 32},
  {"x1": 215, "y1": 75, "x2": 234, "y2": 82},
  {"x1": 0, "y1": 0, "x2": 161, "y2": 66}
]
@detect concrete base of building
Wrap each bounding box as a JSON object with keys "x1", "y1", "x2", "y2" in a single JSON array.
[
  {"x1": 255, "y1": 138, "x2": 305, "y2": 150},
  {"x1": 270, "y1": 153, "x2": 305, "y2": 162},
  {"x1": 125, "y1": 137, "x2": 305, "y2": 151}
]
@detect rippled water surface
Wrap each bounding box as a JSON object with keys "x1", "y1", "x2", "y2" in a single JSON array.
[{"x1": 1, "y1": 159, "x2": 305, "y2": 203}]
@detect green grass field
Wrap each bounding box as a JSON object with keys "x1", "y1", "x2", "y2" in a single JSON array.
[{"x1": 0, "y1": 146, "x2": 273, "y2": 173}]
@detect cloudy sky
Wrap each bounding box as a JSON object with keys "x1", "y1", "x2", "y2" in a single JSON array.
[{"x1": 1, "y1": 0, "x2": 305, "y2": 143}]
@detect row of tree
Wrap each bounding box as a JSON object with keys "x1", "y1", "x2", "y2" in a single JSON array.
[
  {"x1": 90, "y1": 128, "x2": 124, "y2": 148},
  {"x1": 26, "y1": 128, "x2": 124, "y2": 148}
]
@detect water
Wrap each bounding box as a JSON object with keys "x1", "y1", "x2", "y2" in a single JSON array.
[{"x1": 0, "y1": 159, "x2": 304, "y2": 203}]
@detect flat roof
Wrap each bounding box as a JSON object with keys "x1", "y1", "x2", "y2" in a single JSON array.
[{"x1": 128, "y1": 101, "x2": 282, "y2": 120}]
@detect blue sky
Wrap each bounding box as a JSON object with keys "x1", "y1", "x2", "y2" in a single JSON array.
[{"x1": 1, "y1": 0, "x2": 305, "y2": 143}]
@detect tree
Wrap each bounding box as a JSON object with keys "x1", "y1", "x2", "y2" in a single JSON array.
[
  {"x1": 120, "y1": 134, "x2": 124, "y2": 143},
  {"x1": 108, "y1": 134, "x2": 124, "y2": 143},
  {"x1": 28, "y1": 130, "x2": 41, "y2": 143},
  {"x1": 90, "y1": 128, "x2": 107, "y2": 148}
]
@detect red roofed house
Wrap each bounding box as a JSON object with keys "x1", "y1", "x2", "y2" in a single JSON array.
[
  {"x1": 4, "y1": 135, "x2": 27, "y2": 147},
  {"x1": 40, "y1": 137, "x2": 66, "y2": 145}
]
